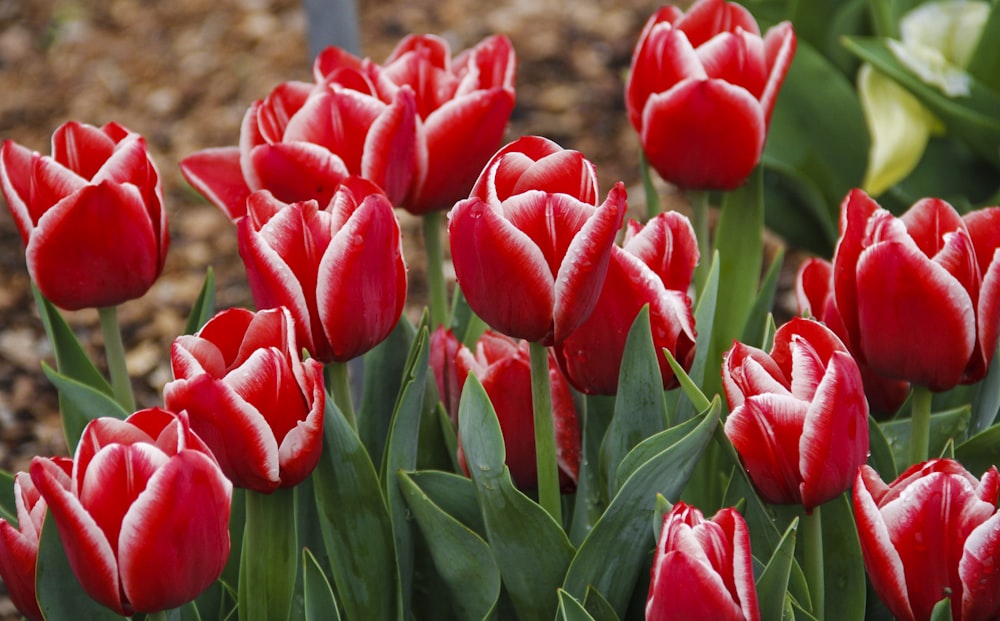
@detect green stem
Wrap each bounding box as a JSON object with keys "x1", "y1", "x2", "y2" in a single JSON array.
[
  {"x1": 239, "y1": 487, "x2": 298, "y2": 621},
  {"x1": 640, "y1": 152, "x2": 662, "y2": 221},
  {"x1": 98, "y1": 306, "x2": 135, "y2": 412},
  {"x1": 909, "y1": 385, "x2": 933, "y2": 465},
  {"x1": 803, "y1": 505, "x2": 825, "y2": 621},
  {"x1": 326, "y1": 362, "x2": 357, "y2": 431},
  {"x1": 423, "y1": 210, "x2": 449, "y2": 329},
  {"x1": 689, "y1": 190, "x2": 711, "y2": 297},
  {"x1": 529, "y1": 341, "x2": 561, "y2": 525}
]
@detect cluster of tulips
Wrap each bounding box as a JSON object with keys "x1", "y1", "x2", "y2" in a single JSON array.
[{"x1": 1, "y1": 0, "x2": 1000, "y2": 620}]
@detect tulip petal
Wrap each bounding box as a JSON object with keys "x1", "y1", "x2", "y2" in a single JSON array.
[
  {"x1": 725, "y1": 393, "x2": 807, "y2": 505},
  {"x1": 626, "y1": 25, "x2": 706, "y2": 130},
  {"x1": 641, "y1": 79, "x2": 764, "y2": 190},
  {"x1": 759, "y1": 21, "x2": 796, "y2": 125},
  {"x1": 51, "y1": 121, "x2": 118, "y2": 179},
  {"x1": 959, "y1": 510, "x2": 1000, "y2": 621},
  {"x1": 118, "y1": 451, "x2": 231, "y2": 613},
  {"x1": 179, "y1": 147, "x2": 251, "y2": 220},
  {"x1": 677, "y1": 0, "x2": 760, "y2": 45},
  {"x1": 361, "y1": 86, "x2": 423, "y2": 205},
  {"x1": 248, "y1": 142, "x2": 351, "y2": 208},
  {"x1": 973, "y1": 248, "x2": 1000, "y2": 382},
  {"x1": 647, "y1": 550, "x2": 745, "y2": 621},
  {"x1": 275, "y1": 360, "x2": 325, "y2": 487}
]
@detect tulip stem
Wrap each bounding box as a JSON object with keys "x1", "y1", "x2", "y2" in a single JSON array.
[
  {"x1": 423, "y1": 210, "x2": 449, "y2": 329},
  {"x1": 640, "y1": 152, "x2": 661, "y2": 220},
  {"x1": 239, "y1": 487, "x2": 298, "y2": 621},
  {"x1": 529, "y1": 341, "x2": 562, "y2": 525},
  {"x1": 327, "y1": 362, "x2": 357, "y2": 431},
  {"x1": 98, "y1": 305, "x2": 135, "y2": 413},
  {"x1": 689, "y1": 190, "x2": 711, "y2": 297},
  {"x1": 803, "y1": 505, "x2": 825, "y2": 620},
  {"x1": 909, "y1": 385, "x2": 933, "y2": 465}
]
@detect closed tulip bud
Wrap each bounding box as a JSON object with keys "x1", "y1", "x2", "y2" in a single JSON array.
[
  {"x1": 723, "y1": 317, "x2": 869, "y2": 511},
  {"x1": 832, "y1": 189, "x2": 1000, "y2": 391},
  {"x1": 30, "y1": 409, "x2": 232, "y2": 616},
  {"x1": 625, "y1": 0, "x2": 796, "y2": 190},
  {"x1": 556, "y1": 212, "x2": 698, "y2": 395},
  {"x1": 0, "y1": 459, "x2": 72, "y2": 621},
  {"x1": 164, "y1": 306, "x2": 326, "y2": 492},
  {"x1": 237, "y1": 183, "x2": 407, "y2": 363},
  {"x1": 647, "y1": 502, "x2": 760, "y2": 621},
  {"x1": 448, "y1": 136, "x2": 626, "y2": 345},
  {"x1": 854, "y1": 459, "x2": 1000, "y2": 621},
  {"x1": 0, "y1": 121, "x2": 169, "y2": 310}
]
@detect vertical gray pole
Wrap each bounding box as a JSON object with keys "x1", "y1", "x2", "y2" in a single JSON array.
[{"x1": 302, "y1": 0, "x2": 361, "y2": 59}]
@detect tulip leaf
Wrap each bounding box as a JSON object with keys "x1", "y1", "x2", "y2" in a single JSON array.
[
  {"x1": 741, "y1": 248, "x2": 784, "y2": 350},
  {"x1": 36, "y1": 510, "x2": 122, "y2": 621},
  {"x1": 966, "y1": 3, "x2": 1000, "y2": 93},
  {"x1": 183, "y1": 266, "x2": 216, "y2": 335},
  {"x1": 879, "y1": 405, "x2": 971, "y2": 468},
  {"x1": 41, "y1": 362, "x2": 130, "y2": 447},
  {"x1": 842, "y1": 36, "x2": 1000, "y2": 167},
  {"x1": 162, "y1": 601, "x2": 202, "y2": 621},
  {"x1": 458, "y1": 374, "x2": 575, "y2": 621},
  {"x1": 930, "y1": 596, "x2": 955, "y2": 621},
  {"x1": 402, "y1": 470, "x2": 484, "y2": 536},
  {"x1": 558, "y1": 589, "x2": 597, "y2": 621},
  {"x1": 303, "y1": 548, "x2": 341, "y2": 621},
  {"x1": 239, "y1": 487, "x2": 298, "y2": 621},
  {"x1": 867, "y1": 415, "x2": 898, "y2": 481},
  {"x1": 672, "y1": 251, "x2": 720, "y2": 424},
  {"x1": 600, "y1": 306, "x2": 667, "y2": 498},
  {"x1": 563, "y1": 403, "x2": 719, "y2": 616},
  {"x1": 398, "y1": 470, "x2": 500, "y2": 620},
  {"x1": 436, "y1": 404, "x2": 461, "y2": 471},
  {"x1": 0, "y1": 469, "x2": 15, "y2": 522},
  {"x1": 569, "y1": 395, "x2": 615, "y2": 546},
  {"x1": 969, "y1": 345, "x2": 1000, "y2": 435},
  {"x1": 756, "y1": 517, "x2": 799, "y2": 621},
  {"x1": 955, "y1": 422, "x2": 1000, "y2": 478},
  {"x1": 818, "y1": 493, "x2": 866, "y2": 620},
  {"x1": 581, "y1": 586, "x2": 620, "y2": 621},
  {"x1": 761, "y1": 163, "x2": 839, "y2": 257},
  {"x1": 360, "y1": 314, "x2": 416, "y2": 465},
  {"x1": 312, "y1": 398, "x2": 401, "y2": 621}
]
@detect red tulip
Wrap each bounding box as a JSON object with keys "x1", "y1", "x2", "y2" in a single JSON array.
[
  {"x1": 832, "y1": 189, "x2": 1000, "y2": 391},
  {"x1": 722, "y1": 317, "x2": 869, "y2": 511},
  {"x1": 0, "y1": 121, "x2": 169, "y2": 310},
  {"x1": 448, "y1": 136, "x2": 626, "y2": 345},
  {"x1": 556, "y1": 212, "x2": 698, "y2": 395},
  {"x1": 625, "y1": 0, "x2": 795, "y2": 190},
  {"x1": 0, "y1": 459, "x2": 72, "y2": 621},
  {"x1": 180, "y1": 74, "x2": 422, "y2": 220},
  {"x1": 796, "y1": 256, "x2": 910, "y2": 414},
  {"x1": 315, "y1": 34, "x2": 517, "y2": 214},
  {"x1": 646, "y1": 502, "x2": 760, "y2": 621},
  {"x1": 236, "y1": 183, "x2": 407, "y2": 363},
  {"x1": 30, "y1": 409, "x2": 231, "y2": 616},
  {"x1": 431, "y1": 328, "x2": 581, "y2": 490},
  {"x1": 854, "y1": 459, "x2": 1000, "y2": 621},
  {"x1": 164, "y1": 306, "x2": 326, "y2": 492}
]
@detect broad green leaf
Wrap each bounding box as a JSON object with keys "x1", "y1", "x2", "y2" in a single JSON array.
[
  {"x1": 672, "y1": 252, "x2": 720, "y2": 424},
  {"x1": 883, "y1": 135, "x2": 1000, "y2": 211},
  {"x1": 36, "y1": 511, "x2": 121, "y2": 621},
  {"x1": 162, "y1": 601, "x2": 202, "y2": 621},
  {"x1": 402, "y1": 470, "x2": 484, "y2": 536},
  {"x1": 956, "y1": 422, "x2": 1000, "y2": 478},
  {"x1": 741, "y1": 248, "x2": 784, "y2": 350},
  {"x1": 238, "y1": 487, "x2": 297, "y2": 621},
  {"x1": 563, "y1": 403, "x2": 719, "y2": 616},
  {"x1": 312, "y1": 398, "x2": 400, "y2": 621},
  {"x1": 582, "y1": 587, "x2": 620, "y2": 621},
  {"x1": 818, "y1": 494, "x2": 866, "y2": 620},
  {"x1": 360, "y1": 315, "x2": 416, "y2": 465},
  {"x1": 966, "y1": 3, "x2": 1000, "y2": 93},
  {"x1": 0, "y1": 470, "x2": 16, "y2": 522},
  {"x1": 867, "y1": 415, "x2": 898, "y2": 482},
  {"x1": 756, "y1": 518, "x2": 799, "y2": 621},
  {"x1": 970, "y1": 343, "x2": 1000, "y2": 435},
  {"x1": 600, "y1": 307, "x2": 667, "y2": 498},
  {"x1": 569, "y1": 395, "x2": 615, "y2": 546},
  {"x1": 458, "y1": 375, "x2": 575, "y2": 621},
  {"x1": 182, "y1": 267, "x2": 216, "y2": 335},
  {"x1": 558, "y1": 590, "x2": 596, "y2": 621},
  {"x1": 879, "y1": 405, "x2": 971, "y2": 468},
  {"x1": 41, "y1": 362, "x2": 130, "y2": 447},
  {"x1": 398, "y1": 471, "x2": 500, "y2": 620},
  {"x1": 760, "y1": 163, "x2": 838, "y2": 257},
  {"x1": 303, "y1": 548, "x2": 341, "y2": 621}
]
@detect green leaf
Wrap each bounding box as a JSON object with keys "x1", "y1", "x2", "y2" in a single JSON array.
[
  {"x1": 930, "y1": 595, "x2": 954, "y2": 621},
  {"x1": 36, "y1": 510, "x2": 122, "y2": 620},
  {"x1": 398, "y1": 471, "x2": 500, "y2": 620},
  {"x1": 867, "y1": 415, "x2": 898, "y2": 482},
  {"x1": 966, "y1": 2, "x2": 1000, "y2": 93},
  {"x1": 41, "y1": 362, "x2": 130, "y2": 447},
  {"x1": 303, "y1": 548, "x2": 341, "y2": 621},
  {"x1": 741, "y1": 248, "x2": 785, "y2": 350},
  {"x1": 312, "y1": 398, "x2": 400, "y2": 621},
  {"x1": 360, "y1": 315, "x2": 416, "y2": 465},
  {"x1": 238, "y1": 487, "x2": 297, "y2": 621},
  {"x1": 0, "y1": 470, "x2": 16, "y2": 522},
  {"x1": 581, "y1": 587, "x2": 621, "y2": 621},
  {"x1": 569, "y1": 395, "x2": 615, "y2": 546},
  {"x1": 970, "y1": 343, "x2": 1000, "y2": 435},
  {"x1": 955, "y1": 422, "x2": 1000, "y2": 478},
  {"x1": 672, "y1": 252, "x2": 720, "y2": 424},
  {"x1": 756, "y1": 517, "x2": 799, "y2": 621},
  {"x1": 558, "y1": 590, "x2": 597, "y2": 621},
  {"x1": 818, "y1": 494, "x2": 867, "y2": 620},
  {"x1": 599, "y1": 307, "x2": 667, "y2": 498},
  {"x1": 401, "y1": 470, "x2": 484, "y2": 536},
  {"x1": 562, "y1": 403, "x2": 719, "y2": 616},
  {"x1": 879, "y1": 405, "x2": 971, "y2": 468},
  {"x1": 183, "y1": 267, "x2": 216, "y2": 335},
  {"x1": 458, "y1": 375, "x2": 575, "y2": 621}
]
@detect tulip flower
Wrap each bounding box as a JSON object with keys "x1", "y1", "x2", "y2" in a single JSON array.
[
  {"x1": 315, "y1": 33, "x2": 517, "y2": 214},
  {"x1": 722, "y1": 317, "x2": 869, "y2": 511},
  {"x1": 646, "y1": 502, "x2": 760, "y2": 621},
  {"x1": 448, "y1": 136, "x2": 626, "y2": 346},
  {"x1": 30, "y1": 409, "x2": 231, "y2": 616},
  {"x1": 0, "y1": 121, "x2": 169, "y2": 310},
  {"x1": 430, "y1": 327, "x2": 581, "y2": 490},
  {"x1": 854, "y1": 459, "x2": 1000, "y2": 621},
  {"x1": 236, "y1": 183, "x2": 407, "y2": 363},
  {"x1": 164, "y1": 306, "x2": 326, "y2": 493},
  {"x1": 832, "y1": 189, "x2": 1000, "y2": 391},
  {"x1": 0, "y1": 459, "x2": 72, "y2": 621},
  {"x1": 625, "y1": 0, "x2": 796, "y2": 190},
  {"x1": 180, "y1": 75, "x2": 421, "y2": 220},
  {"x1": 556, "y1": 211, "x2": 698, "y2": 395}
]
